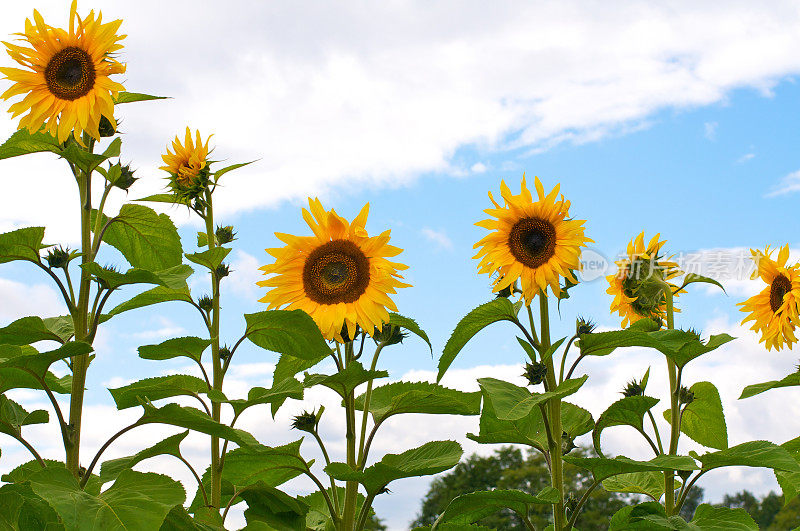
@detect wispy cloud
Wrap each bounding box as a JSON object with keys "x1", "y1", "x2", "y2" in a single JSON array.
[
  {"x1": 766, "y1": 169, "x2": 800, "y2": 197},
  {"x1": 704, "y1": 121, "x2": 718, "y2": 140},
  {"x1": 470, "y1": 162, "x2": 487, "y2": 174},
  {"x1": 420, "y1": 228, "x2": 453, "y2": 251},
  {"x1": 736, "y1": 152, "x2": 755, "y2": 163}
]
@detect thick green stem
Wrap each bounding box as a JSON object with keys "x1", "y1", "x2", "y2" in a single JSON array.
[
  {"x1": 342, "y1": 341, "x2": 358, "y2": 530},
  {"x1": 357, "y1": 341, "x2": 386, "y2": 468},
  {"x1": 663, "y1": 288, "x2": 679, "y2": 515},
  {"x1": 205, "y1": 191, "x2": 223, "y2": 510},
  {"x1": 66, "y1": 167, "x2": 93, "y2": 477},
  {"x1": 539, "y1": 295, "x2": 565, "y2": 530}
]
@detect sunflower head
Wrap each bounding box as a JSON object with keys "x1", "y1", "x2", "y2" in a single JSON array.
[
  {"x1": 258, "y1": 198, "x2": 410, "y2": 342},
  {"x1": 1, "y1": 1, "x2": 126, "y2": 143},
  {"x1": 473, "y1": 174, "x2": 592, "y2": 304},
  {"x1": 606, "y1": 232, "x2": 682, "y2": 328},
  {"x1": 738, "y1": 245, "x2": 800, "y2": 351},
  {"x1": 160, "y1": 128, "x2": 213, "y2": 203}
]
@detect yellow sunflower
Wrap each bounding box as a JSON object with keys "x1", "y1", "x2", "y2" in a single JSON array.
[
  {"x1": 0, "y1": 1, "x2": 126, "y2": 143},
  {"x1": 258, "y1": 198, "x2": 410, "y2": 342},
  {"x1": 606, "y1": 232, "x2": 683, "y2": 328},
  {"x1": 738, "y1": 245, "x2": 800, "y2": 351},
  {"x1": 160, "y1": 128, "x2": 212, "y2": 200},
  {"x1": 473, "y1": 174, "x2": 591, "y2": 304}
]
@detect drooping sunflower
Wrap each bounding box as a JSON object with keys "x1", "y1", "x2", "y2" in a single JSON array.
[
  {"x1": 0, "y1": 1, "x2": 126, "y2": 143},
  {"x1": 738, "y1": 245, "x2": 800, "y2": 351},
  {"x1": 160, "y1": 128, "x2": 212, "y2": 201},
  {"x1": 258, "y1": 198, "x2": 410, "y2": 342},
  {"x1": 473, "y1": 174, "x2": 592, "y2": 304},
  {"x1": 606, "y1": 232, "x2": 683, "y2": 328}
]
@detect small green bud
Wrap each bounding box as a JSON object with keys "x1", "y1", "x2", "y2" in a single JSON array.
[
  {"x1": 561, "y1": 431, "x2": 577, "y2": 455},
  {"x1": 377, "y1": 487, "x2": 391, "y2": 495},
  {"x1": 622, "y1": 379, "x2": 644, "y2": 398},
  {"x1": 96, "y1": 265, "x2": 119, "y2": 290},
  {"x1": 219, "y1": 345, "x2": 231, "y2": 362},
  {"x1": 291, "y1": 407, "x2": 323, "y2": 434},
  {"x1": 98, "y1": 116, "x2": 116, "y2": 137},
  {"x1": 198, "y1": 295, "x2": 213, "y2": 312},
  {"x1": 215, "y1": 225, "x2": 236, "y2": 244},
  {"x1": 678, "y1": 386, "x2": 694, "y2": 405},
  {"x1": 114, "y1": 164, "x2": 137, "y2": 191},
  {"x1": 45, "y1": 247, "x2": 71, "y2": 269},
  {"x1": 564, "y1": 494, "x2": 577, "y2": 513},
  {"x1": 215, "y1": 263, "x2": 230, "y2": 279},
  {"x1": 373, "y1": 323, "x2": 406, "y2": 346},
  {"x1": 677, "y1": 469, "x2": 692, "y2": 482},
  {"x1": 576, "y1": 316, "x2": 595, "y2": 336},
  {"x1": 522, "y1": 362, "x2": 547, "y2": 386}
]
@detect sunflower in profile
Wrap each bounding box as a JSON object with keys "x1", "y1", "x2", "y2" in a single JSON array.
[
  {"x1": 258, "y1": 199, "x2": 410, "y2": 342},
  {"x1": 606, "y1": 232, "x2": 683, "y2": 328},
  {"x1": 473, "y1": 174, "x2": 591, "y2": 304},
  {"x1": 0, "y1": 1, "x2": 126, "y2": 143},
  {"x1": 160, "y1": 128, "x2": 212, "y2": 202},
  {"x1": 738, "y1": 245, "x2": 800, "y2": 351}
]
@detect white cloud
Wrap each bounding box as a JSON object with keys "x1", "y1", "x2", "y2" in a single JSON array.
[
  {"x1": 766, "y1": 169, "x2": 800, "y2": 197},
  {"x1": 470, "y1": 162, "x2": 488, "y2": 174},
  {"x1": 225, "y1": 250, "x2": 264, "y2": 300},
  {"x1": 704, "y1": 121, "x2": 718, "y2": 140},
  {"x1": 1, "y1": 1, "x2": 800, "y2": 233},
  {"x1": 0, "y1": 277, "x2": 65, "y2": 322},
  {"x1": 736, "y1": 152, "x2": 755, "y2": 163},
  {"x1": 420, "y1": 227, "x2": 454, "y2": 251}
]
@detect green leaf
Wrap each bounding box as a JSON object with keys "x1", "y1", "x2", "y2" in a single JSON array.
[
  {"x1": 42, "y1": 316, "x2": 77, "y2": 343},
  {"x1": 438, "y1": 298, "x2": 519, "y2": 382},
  {"x1": 136, "y1": 193, "x2": 186, "y2": 205},
  {"x1": 109, "y1": 375, "x2": 209, "y2": 410},
  {"x1": 140, "y1": 403, "x2": 258, "y2": 448},
  {"x1": 240, "y1": 482, "x2": 308, "y2": 531},
  {"x1": 196, "y1": 232, "x2": 209, "y2": 248},
  {"x1": 61, "y1": 141, "x2": 109, "y2": 174},
  {"x1": 300, "y1": 487, "x2": 371, "y2": 531},
  {"x1": 664, "y1": 382, "x2": 727, "y2": 450},
  {"x1": 689, "y1": 504, "x2": 758, "y2": 530},
  {"x1": 96, "y1": 204, "x2": 183, "y2": 271},
  {"x1": 603, "y1": 471, "x2": 674, "y2": 502},
  {"x1": 271, "y1": 352, "x2": 328, "y2": 416},
  {"x1": 609, "y1": 501, "x2": 669, "y2": 530},
  {"x1": 0, "y1": 129, "x2": 62, "y2": 160},
  {"x1": 188, "y1": 440, "x2": 306, "y2": 513},
  {"x1": 434, "y1": 488, "x2": 560, "y2": 526},
  {"x1": 593, "y1": 396, "x2": 660, "y2": 456},
  {"x1": 775, "y1": 436, "x2": 800, "y2": 506},
  {"x1": 100, "y1": 431, "x2": 189, "y2": 484},
  {"x1": 740, "y1": 370, "x2": 800, "y2": 399},
  {"x1": 185, "y1": 247, "x2": 231, "y2": 271},
  {"x1": 227, "y1": 378, "x2": 304, "y2": 417},
  {"x1": 388, "y1": 313, "x2": 432, "y2": 353},
  {"x1": 0, "y1": 396, "x2": 48, "y2": 438},
  {"x1": 106, "y1": 286, "x2": 193, "y2": 316},
  {"x1": 0, "y1": 368, "x2": 71, "y2": 394},
  {"x1": 0, "y1": 482, "x2": 63, "y2": 531},
  {"x1": 516, "y1": 336, "x2": 538, "y2": 361},
  {"x1": 0, "y1": 342, "x2": 92, "y2": 377},
  {"x1": 139, "y1": 336, "x2": 211, "y2": 363},
  {"x1": 325, "y1": 440, "x2": 462, "y2": 495},
  {"x1": 114, "y1": 92, "x2": 168, "y2": 104},
  {"x1": 244, "y1": 310, "x2": 331, "y2": 360},
  {"x1": 691, "y1": 440, "x2": 800, "y2": 474},
  {"x1": 579, "y1": 327, "x2": 735, "y2": 368},
  {"x1": 0, "y1": 316, "x2": 67, "y2": 345},
  {"x1": 353, "y1": 381, "x2": 481, "y2": 422},
  {"x1": 213, "y1": 161, "x2": 255, "y2": 180},
  {"x1": 679, "y1": 273, "x2": 727, "y2": 294},
  {"x1": 563, "y1": 454, "x2": 698, "y2": 482},
  {"x1": 0, "y1": 227, "x2": 46, "y2": 264},
  {"x1": 82, "y1": 263, "x2": 192, "y2": 290},
  {"x1": 304, "y1": 361, "x2": 388, "y2": 398},
  {"x1": 159, "y1": 506, "x2": 222, "y2": 531},
  {"x1": 478, "y1": 375, "x2": 588, "y2": 421},
  {"x1": 29, "y1": 468, "x2": 184, "y2": 531}
]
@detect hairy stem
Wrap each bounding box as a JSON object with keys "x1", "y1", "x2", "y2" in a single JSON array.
[{"x1": 663, "y1": 287, "x2": 679, "y2": 515}]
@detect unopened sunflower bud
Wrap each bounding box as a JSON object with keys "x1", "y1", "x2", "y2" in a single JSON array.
[
  {"x1": 291, "y1": 411, "x2": 318, "y2": 433},
  {"x1": 96, "y1": 265, "x2": 119, "y2": 290},
  {"x1": 45, "y1": 247, "x2": 71, "y2": 269},
  {"x1": 564, "y1": 494, "x2": 577, "y2": 514},
  {"x1": 678, "y1": 386, "x2": 694, "y2": 405},
  {"x1": 522, "y1": 362, "x2": 547, "y2": 386},
  {"x1": 98, "y1": 116, "x2": 116, "y2": 137},
  {"x1": 622, "y1": 379, "x2": 644, "y2": 398},
  {"x1": 373, "y1": 323, "x2": 406, "y2": 346},
  {"x1": 114, "y1": 165, "x2": 137, "y2": 191},
  {"x1": 215, "y1": 263, "x2": 230, "y2": 279},
  {"x1": 576, "y1": 316, "x2": 595, "y2": 336},
  {"x1": 561, "y1": 431, "x2": 577, "y2": 455},
  {"x1": 215, "y1": 225, "x2": 236, "y2": 244},
  {"x1": 218, "y1": 346, "x2": 231, "y2": 362},
  {"x1": 377, "y1": 487, "x2": 391, "y2": 495},
  {"x1": 197, "y1": 295, "x2": 213, "y2": 312},
  {"x1": 677, "y1": 469, "x2": 692, "y2": 482}
]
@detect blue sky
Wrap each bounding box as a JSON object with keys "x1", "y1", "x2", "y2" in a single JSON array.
[{"x1": 1, "y1": 2, "x2": 800, "y2": 529}]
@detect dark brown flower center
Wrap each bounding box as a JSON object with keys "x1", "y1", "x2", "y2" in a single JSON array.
[
  {"x1": 303, "y1": 240, "x2": 370, "y2": 304},
  {"x1": 507, "y1": 217, "x2": 557, "y2": 268},
  {"x1": 770, "y1": 274, "x2": 792, "y2": 313},
  {"x1": 44, "y1": 46, "x2": 96, "y2": 100}
]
